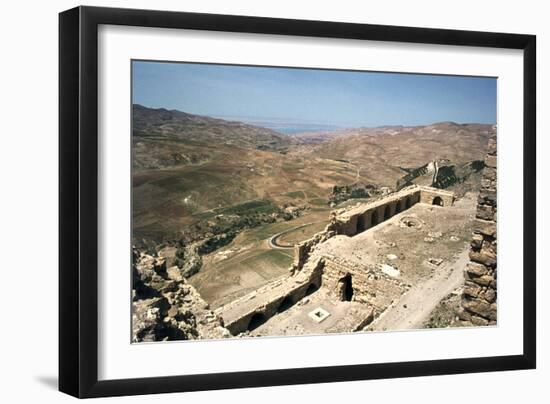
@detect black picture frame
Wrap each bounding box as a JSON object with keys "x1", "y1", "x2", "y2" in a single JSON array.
[{"x1": 59, "y1": 5, "x2": 536, "y2": 398}]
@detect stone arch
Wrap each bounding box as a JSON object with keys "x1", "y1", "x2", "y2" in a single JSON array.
[
  {"x1": 247, "y1": 312, "x2": 267, "y2": 331},
  {"x1": 383, "y1": 205, "x2": 391, "y2": 220},
  {"x1": 395, "y1": 200, "x2": 402, "y2": 214},
  {"x1": 371, "y1": 210, "x2": 379, "y2": 226},
  {"x1": 277, "y1": 296, "x2": 294, "y2": 313},
  {"x1": 305, "y1": 282, "x2": 319, "y2": 296},
  {"x1": 338, "y1": 274, "x2": 354, "y2": 302},
  {"x1": 432, "y1": 196, "x2": 443, "y2": 206},
  {"x1": 356, "y1": 214, "x2": 366, "y2": 234}
]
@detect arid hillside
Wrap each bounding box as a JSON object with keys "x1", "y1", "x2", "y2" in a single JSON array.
[
  {"x1": 132, "y1": 105, "x2": 493, "y2": 247},
  {"x1": 300, "y1": 122, "x2": 493, "y2": 186}
]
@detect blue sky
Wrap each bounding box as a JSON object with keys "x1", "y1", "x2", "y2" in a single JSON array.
[{"x1": 132, "y1": 60, "x2": 496, "y2": 128}]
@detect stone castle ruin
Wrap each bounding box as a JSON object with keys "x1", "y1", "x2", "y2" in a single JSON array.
[
  {"x1": 133, "y1": 152, "x2": 497, "y2": 341},
  {"x1": 216, "y1": 185, "x2": 457, "y2": 336}
]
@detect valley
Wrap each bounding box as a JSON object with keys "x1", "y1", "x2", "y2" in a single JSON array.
[{"x1": 132, "y1": 104, "x2": 493, "y2": 314}]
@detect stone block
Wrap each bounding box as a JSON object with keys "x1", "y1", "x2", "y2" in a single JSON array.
[
  {"x1": 470, "y1": 274, "x2": 494, "y2": 287},
  {"x1": 483, "y1": 288, "x2": 496, "y2": 303},
  {"x1": 462, "y1": 297, "x2": 493, "y2": 318},
  {"x1": 470, "y1": 233, "x2": 483, "y2": 250},
  {"x1": 466, "y1": 262, "x2": 488, "y2": 277},
  {"x1": 473, "y1": 218, "x2": 497, "y2": 238},
  {"x1": 457, "y1": 306, "x2": 472, "y2": 321},
  {"x1": 476, "y1": 204, "x2": 495, "y2": 221},
  {"x1": 463, "y1": 280, "x2": 482, "y2": 297},
  {"x1": 470, "y1": 315, "x2": 489, "y2": 326},
  {"x1": 478, "y1": 189, "x2": 497, "y2": 206},
  {"x1": 469, "y1": 243, "x2": 497, "y2": 267}
]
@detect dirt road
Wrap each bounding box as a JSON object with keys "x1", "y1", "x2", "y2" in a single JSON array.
[
  {"x1": 268, "y1": 222, "x2": 318, "y2": 249},
  {"x1": 369, "y1": 246, "x2": 469, "y2": 331}
]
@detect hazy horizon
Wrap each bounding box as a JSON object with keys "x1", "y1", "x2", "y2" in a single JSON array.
[{"x1": 133, "y1": 61, "x2": 497, "y2": 128}]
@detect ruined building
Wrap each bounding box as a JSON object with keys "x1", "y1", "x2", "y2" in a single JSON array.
[
  {"x1": 133, "y1": 170, "x2": 496, "y2": 341},
  {"x1": 216, "y1": 185, "x2": 458, "y2": 336}
]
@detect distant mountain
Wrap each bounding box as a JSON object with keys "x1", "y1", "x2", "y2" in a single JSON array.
[
  {"x1": 295, "y1": 122, "x2": 493, "y2": 145},
  {"x1": 131, "y1": 106, "x2": 495, "y2": 244},
  {"x1": 133, "y1": 104, "x2": 295, "y2": 150}
]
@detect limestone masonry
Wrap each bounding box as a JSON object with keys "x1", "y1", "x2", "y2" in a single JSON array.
[
  {"x1": 216, "y1": 185, "x2": 457, "y2": 336},
  {"x1": 458, "y1": 135, "x2": 497, "y2": 326}
]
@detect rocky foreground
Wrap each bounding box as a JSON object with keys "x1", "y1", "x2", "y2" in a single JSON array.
[{"x1": 132, "y1": 248, "x2": 231, "y2": 342}]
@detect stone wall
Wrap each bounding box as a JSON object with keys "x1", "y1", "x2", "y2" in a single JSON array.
[
  {"x1": 291, "y1": 185, "x2": 455, "y2": 274},
  {"x1": 216, "y1": 257, "x2": 324, "y2": 335},
  {"x1": 327, "y1": 185, "x2": 453, "y2": 238},
  {"x1": 458, "y1": 134, "x2": 497, "y2": 326},
  {"x1": 322, "y1": 257, "x2": 409, "y2": 315},
  {"x1": 419, "y1": 187, "x2": 455, "y2": 206}
]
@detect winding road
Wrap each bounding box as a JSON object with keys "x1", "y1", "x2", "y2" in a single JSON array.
[{"x1": 268, "y1": 222, "x2": 322, "y2": 249}]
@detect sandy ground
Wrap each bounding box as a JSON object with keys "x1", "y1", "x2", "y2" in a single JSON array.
[
  {"x1": 368, "y1": 246, "x2": 469, "y2": 331},
  {"x1": 250, "y1": 290, "x2": 373, "y2": 337}
]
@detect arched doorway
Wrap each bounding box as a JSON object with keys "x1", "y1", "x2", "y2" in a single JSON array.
[
  {"x1": 395, "y1": 201, "x2": 401, "y2": 214},
  {"x1": 384, "y1": 205, "x2": 391, "y2": 220},
  {"x1": 356, "y1": 215, "x2": 366, "y2": 234},
  {"x1": 371, "y1": 210, "x2": 379, "y2": 226},
  {"x1": 305, "y1": 283, "x2": 319, "y2": 296},
  {"x1": 432, "y1": 196, "x2": 443, "y2": 206},
  {"x1": 248, "y1": 312, "x2": 267, "y2": 331},
  {"x1": 405, "y1": 197, "x2": 412, "y2": 209},
  {"x1": 277, "y1": 296, "x2": 294, "y2": 313},
  {"x1": 338, "y1": 274, "x2": 354, "y2": 302}
]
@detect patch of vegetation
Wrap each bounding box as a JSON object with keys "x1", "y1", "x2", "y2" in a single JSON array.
[
  {"x1": 329, "y1": 183, "x2": 376, "y2": 205},
  {"x1": 309, "y1": 198, "x2": 328, "y2": 206},
  {"x1": 214, "y1": 199, "x2": 279, "y2": 216},
  {"x1": 286, "y1": 191, "x2": 305, "y2": 199}
]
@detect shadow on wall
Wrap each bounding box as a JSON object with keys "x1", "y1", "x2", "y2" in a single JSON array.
[{"x1": 355, "y1": 195, "x2": 416, "y2": 236}]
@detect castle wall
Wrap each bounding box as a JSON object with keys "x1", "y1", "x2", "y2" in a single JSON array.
[
  {"x1": 292, "y1": 185, "x2": 456, "y2": 275},
  {"x1": 217, "y1": 257, "x2": 324, "y2": 335},
  {"x1": 419, "y1": 188, "x2": 455, "y2": 206},
  {"x1": 321, "y1": 257, "x2": 408, "y2": 315},
  {"x1": 458, "y1": 134, "x2": 497, "y2": 326},
  {"x1": 327, "y1": 185, "x2": 452, "y2": 238}
]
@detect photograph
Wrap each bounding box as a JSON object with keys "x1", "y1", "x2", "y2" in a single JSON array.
[{"x1": 131, "y1": 60, "x2": 498, "y2": 342}]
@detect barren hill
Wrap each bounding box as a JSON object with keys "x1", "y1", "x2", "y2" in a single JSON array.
[
  {"x1": 132, "y1": 105, "x2": 493, "y2": 247},
  {"x1": 133, "y1": 104, "x2": 296, "y2": 170},
  {"x1": 301, "y1": 122, "x2": 492, "y2": 186}
]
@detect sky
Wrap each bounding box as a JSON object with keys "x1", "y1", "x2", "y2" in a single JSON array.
[{"x1": 132, "y1": 60, "x2": 497, "y2": 128}]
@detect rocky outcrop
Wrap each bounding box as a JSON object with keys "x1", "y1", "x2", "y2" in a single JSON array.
[
  {"x1": 457, "y1": 133, "x2": 497, "y2": 326},
  {"x1": 173, "y1": 243, "x2": 203, "y2": 278},
  {"x1": 397, "y1": 159, "x2": 485, "y2": 196},
  {"x1": 132, "y1": 248, "x2": 230, "y2": 342},
  {"x1": 329, "y1": 183, "x2": 377, "y2": 206}
]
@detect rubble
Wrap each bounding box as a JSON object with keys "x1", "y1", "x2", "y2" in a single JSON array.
[{"x1": 132, "y1": 248, "x2": 230, "y2": 342}]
